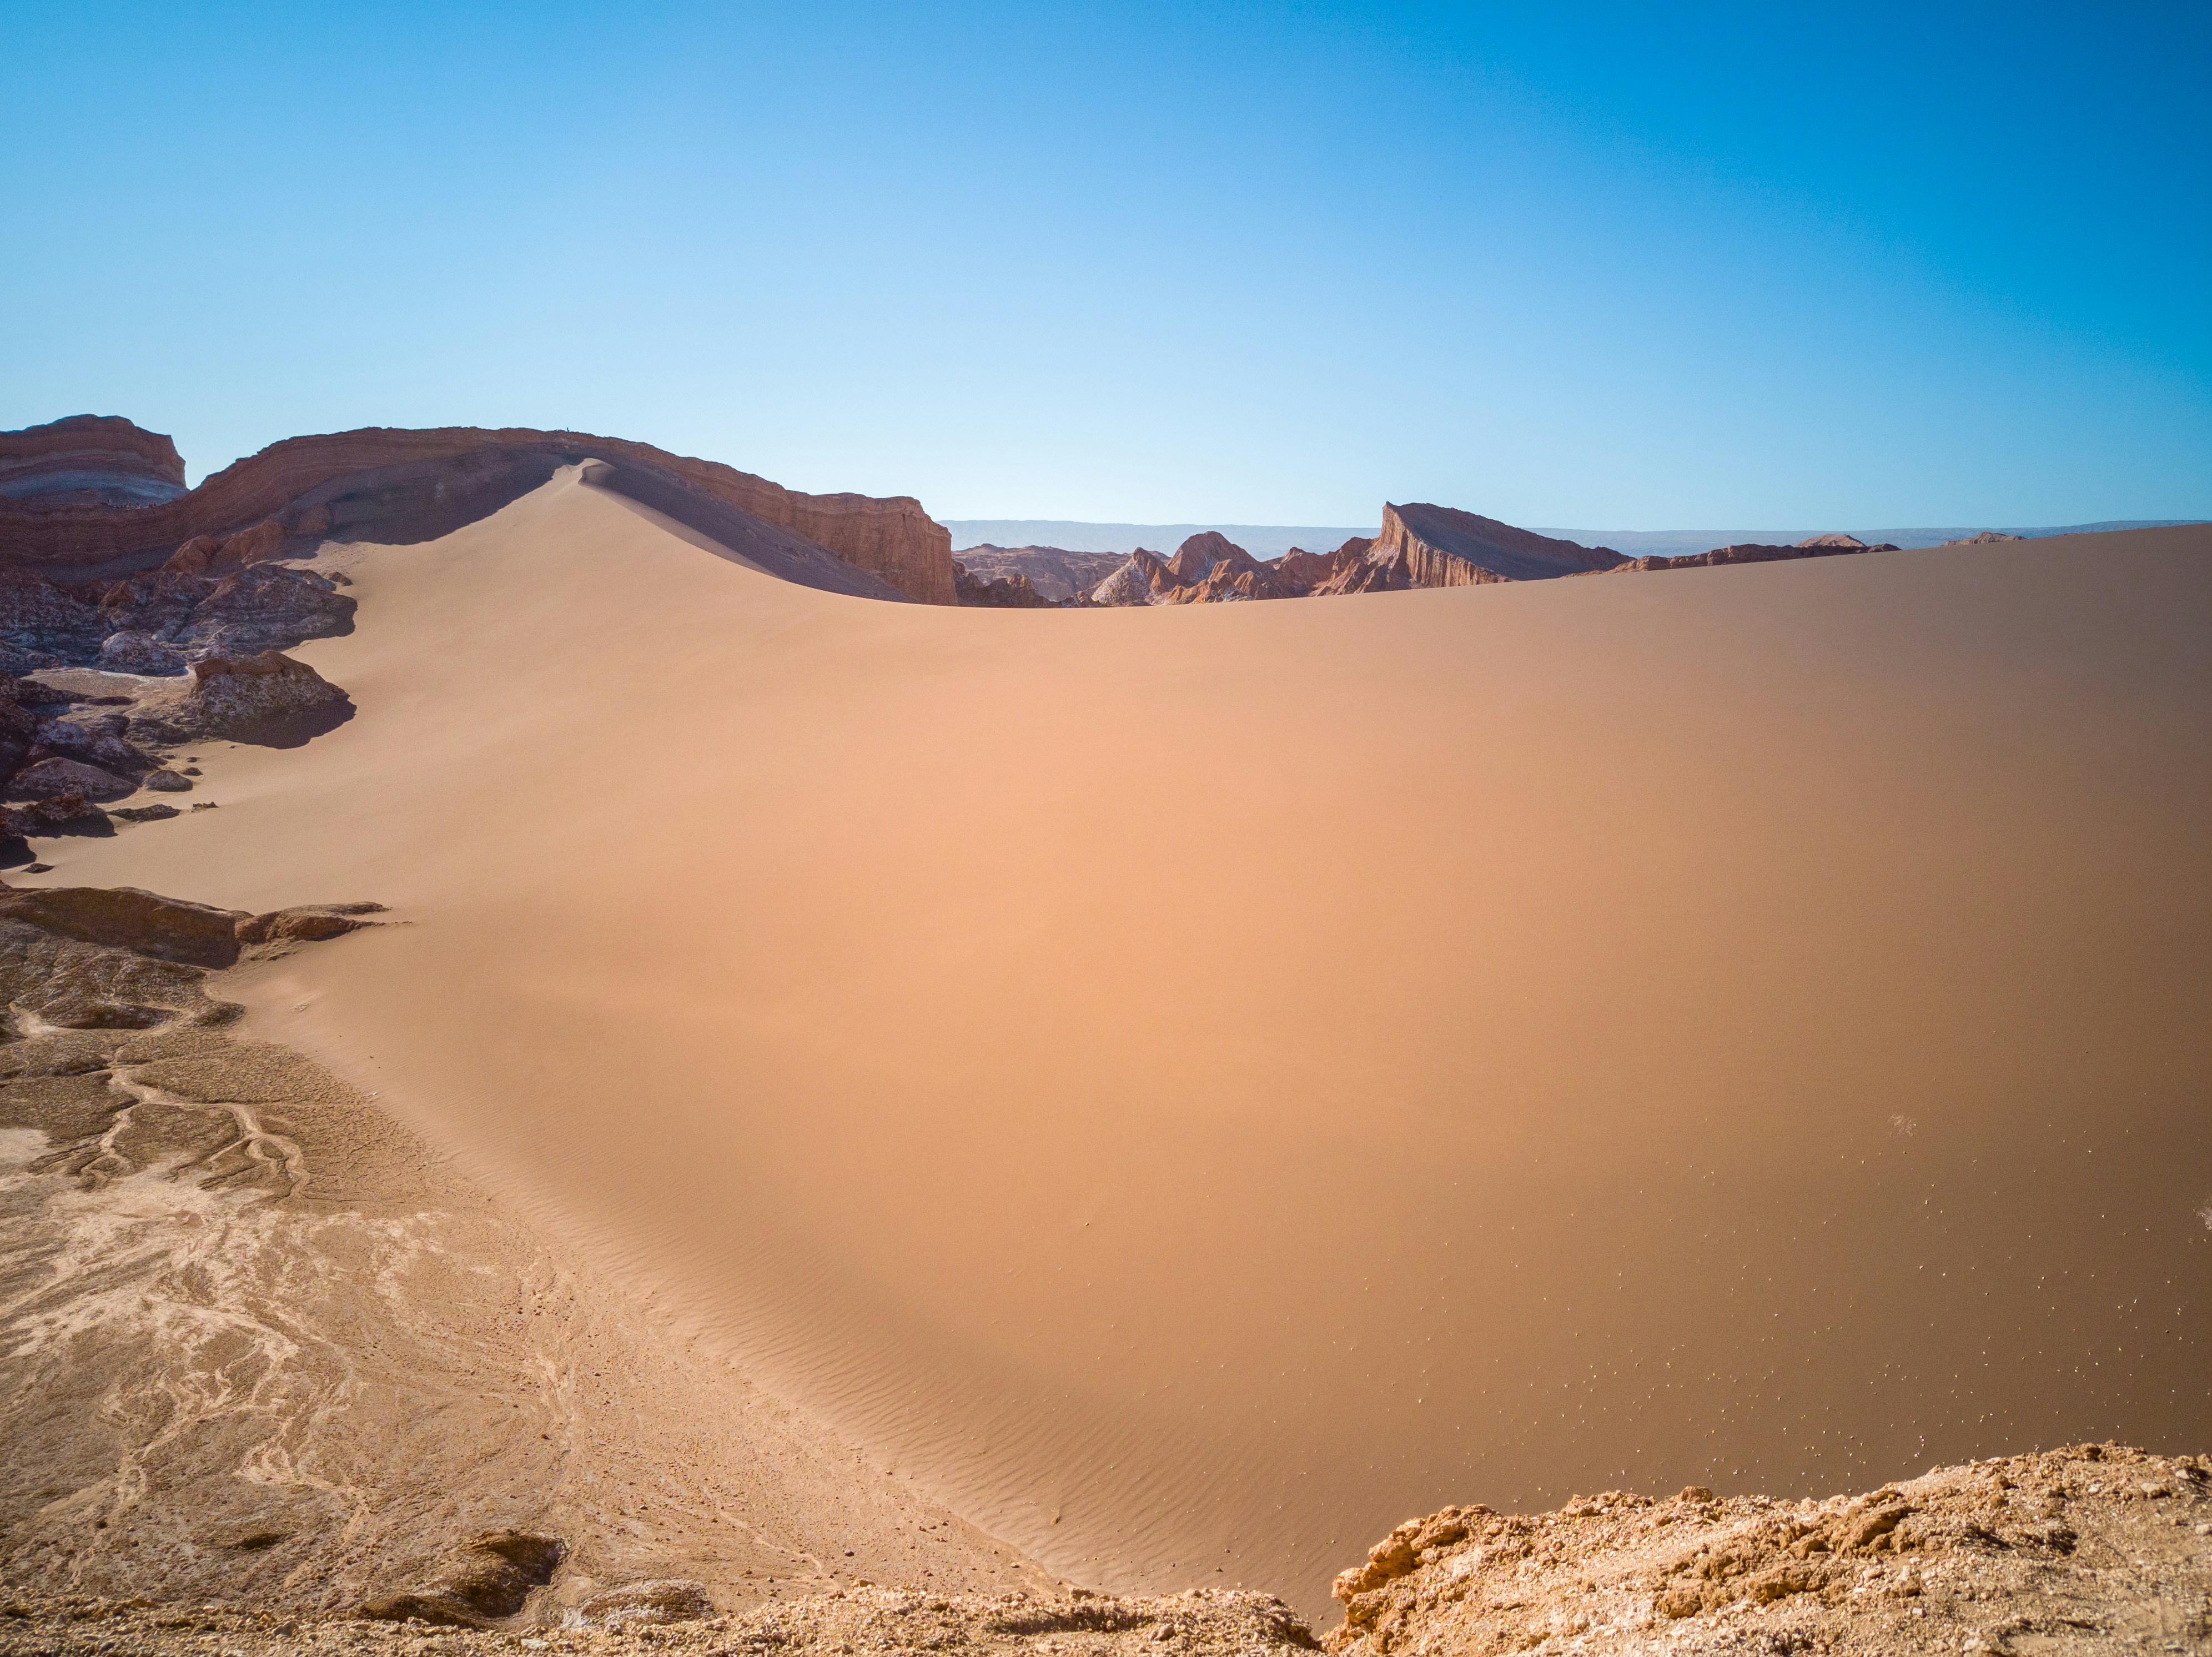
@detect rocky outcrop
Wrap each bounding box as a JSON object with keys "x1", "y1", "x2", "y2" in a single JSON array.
[
  {"x1": 1326, "y1": 1446, "x2": 2211, "y2": 1656},
  {"x1": 0, "y1": 695, "x2": 173, "y2": 819},
  {"x1": 952, "y1": 545, "x2": 1128, "y2": 604},
  {"x1": 954, "y1": 561, "x2": 1052, "y2": 608},
  {"x1": 1090, "y1": 535, "x2": 1313, "y2": 605},
  {"x1": 1362, "y1": 503, "x2": 1627, "y2": 586},
  {"x1": 4, "y1": 755, "x2": 135, "y2": 804},
  {"x1": 0, "y1": 882, "x2": 383, "y2": 968},
  {"x1": 1594, "y1": 533, "x2": 1902, "y2": 574},
  {"x1": 1276, "y1": 540, "x2": 1370, "y2": 591},
  {"x1": 1083, "y1": 513, "x2": 1630, "y2": 606},
  {"x1": 0, "y1": 554, "x2": 353, "y2": 676},
  {"x1": 0, "y1": 420, "x2": 957, "y2": 604},
  {"x1": 0, "y1": 415, "x2": 187, "y2": 508},
  {"x1": 0, "y1": 790, "x2": 111, "y2": 840},
  {"x1": 1090, "y1": 549, "x2": 1177, "y2": 606},
  {"x1": 1942, "y1": 530, "x2": 2026, "y2": 546},
  {"x1": 0, "y1": 567, "x2": 108, "y2": 671},
  {"x1": 133, "y1": 650, "x2": 352, "y2": 742},
  {"x1": 97, "y1": 560, "x2": 355, "y2": 663}
]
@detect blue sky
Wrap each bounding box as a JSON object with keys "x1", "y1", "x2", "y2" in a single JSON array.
[{"x1": 4, "y1": 2, "x2": 2206, "y2": 525}]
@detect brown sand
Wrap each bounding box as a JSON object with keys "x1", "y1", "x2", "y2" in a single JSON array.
[{"x1": 24, "y1": 469, "x2": 2210, "y2": 1616}]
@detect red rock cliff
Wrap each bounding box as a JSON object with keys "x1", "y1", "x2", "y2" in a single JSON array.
[
  {"x1": 0, "y1": 416, "x2": 187, "y2": 509},
  {"x1": 0, "y1": 423, "x2": 956, "y2": 605}
]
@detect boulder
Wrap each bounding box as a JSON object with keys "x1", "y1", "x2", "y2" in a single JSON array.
[
  {"x1": 31, "y1": 712, "x2": 150, "y2": 777},
  {"x1": 144, "y1": 650, "x2": 351, "y2": 741},
  {"x1": 97, "y1": 630, "x2": 187, "y2": 674},
  {"x1": 0, "y1": 791, "x2": 111, "y2": 838},
  {"x1": 6, "y1": 756, "x2": 135, "y2": 803}
]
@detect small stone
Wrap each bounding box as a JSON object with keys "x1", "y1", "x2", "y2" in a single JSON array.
[{"x1": 23, "y1": 862, "x2": 51, "y2": 873}]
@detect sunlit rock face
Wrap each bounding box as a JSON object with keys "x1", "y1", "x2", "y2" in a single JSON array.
[{"x1": 0, "y1": 415, "x2": 188, "y2": 509}]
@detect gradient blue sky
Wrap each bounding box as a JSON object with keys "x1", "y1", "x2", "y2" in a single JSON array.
[{"x1": 4, "y1": 2, "x2": 2206, "y2": 526}]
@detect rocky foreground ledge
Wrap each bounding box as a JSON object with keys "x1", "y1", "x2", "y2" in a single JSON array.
[{"x1": 3, "y1": 1448, "x2": 2206, "y2": 1656}]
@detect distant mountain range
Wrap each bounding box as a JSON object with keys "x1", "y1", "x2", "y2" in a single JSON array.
[{"x1": 943, "y1": 519, "x2": 2206, "y2": 561}]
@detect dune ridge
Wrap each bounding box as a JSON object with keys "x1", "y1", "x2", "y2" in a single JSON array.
[{"x1": 12, "y1": 467, "x2": 2201, "y2": 1622}]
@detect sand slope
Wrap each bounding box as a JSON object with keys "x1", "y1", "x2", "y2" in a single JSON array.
[{"x1": 28, "y1": 470, "x2": 2210, "y2": 1615}]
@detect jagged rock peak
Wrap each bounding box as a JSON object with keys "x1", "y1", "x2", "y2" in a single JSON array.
[
  {"x1": 1165, "y1": 531, "x2": 1247, "y2": 583},
  {"x1": 0, "y1": 415, "x2": 187, "y2": 509}
]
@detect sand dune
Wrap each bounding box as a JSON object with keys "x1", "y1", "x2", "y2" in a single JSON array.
[{"x1": 27, "y1": 469, "x2": 2209, "y2": 1615}]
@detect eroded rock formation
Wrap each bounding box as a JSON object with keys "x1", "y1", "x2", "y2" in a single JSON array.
[
  {"x1": 0, "y1": 418, "x2": 956, "y2": 604},
  {"x1": 953, "y1": 561, "x2": 1053, "y2": 608},
  {"x1": 1088, "y1": 535, "x2": 1312, "y2": 605},
  {"x1": 952, "y1": 545, "x2": 1128, "y2": 604},
  {"x1": 149, "y1": 650, "x2": 352, "y2": 742},
  {"x1": 0, "y1": 415, "x2": 187, "y2": 509},
  {"x1": 1359, "y1": 503, "x2": 1627, "y2": 585},
  {"x1": 0, "y1": 551, "x2": 353, "y2": 677},
  {"x1": 1087, "y1": 513, "x2": 1632, "y2": 606},
  {"x1": 1592, "y1": 532, "x2": 1903, "y2": 574}
]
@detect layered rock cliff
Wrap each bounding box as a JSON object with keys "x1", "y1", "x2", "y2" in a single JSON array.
[
  {"x1": 0, "y1": 419, "x2": 957, "y2": 604},
  {"x1": 0, "y1": 414, "x2": 187, "y2": 509}
]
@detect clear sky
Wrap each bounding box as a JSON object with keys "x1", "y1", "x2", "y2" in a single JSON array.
[{"x1": 4, "y1": 1, "x2": 2206, "y2": 526}]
